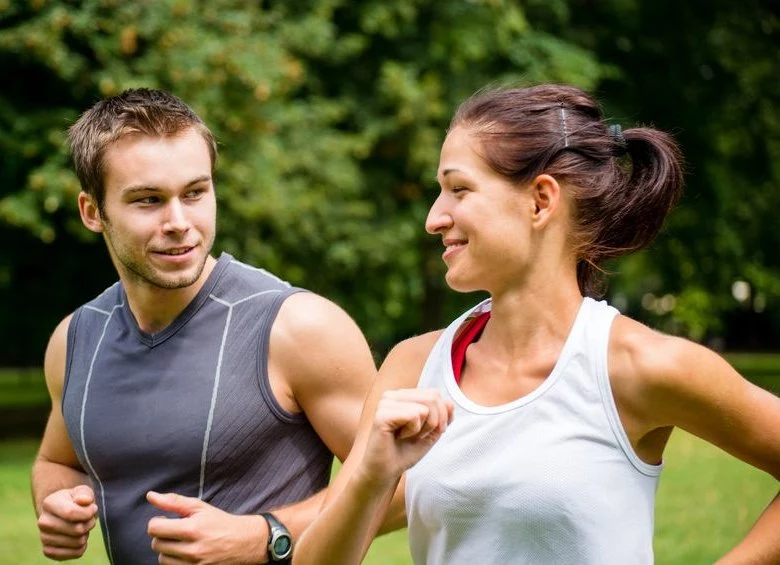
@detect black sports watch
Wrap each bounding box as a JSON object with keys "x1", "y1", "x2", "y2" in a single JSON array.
[{"x1": 260, "y1": 512, "x2": 293, "y2": 564}]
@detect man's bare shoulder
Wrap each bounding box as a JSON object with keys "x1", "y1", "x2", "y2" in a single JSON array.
[
  {"x1": 44, "y1": 314, "x2": 74, "y2": 400},
  {"x1": 271, "y1": 291, "x2": 376, "y2": 392},
  {"x1": 270, "y1": 292, "x2": 376, "y2": 460},
  {"x1": 273, "y1": 291, "x2": 358, "y2": 339}
]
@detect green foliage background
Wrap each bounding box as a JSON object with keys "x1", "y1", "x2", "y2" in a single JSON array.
[{"x1": 0, "y1": 0, "x2": 778, "y2": 363}]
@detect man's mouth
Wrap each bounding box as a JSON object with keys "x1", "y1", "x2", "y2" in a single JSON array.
[{"x1": 158, "y1": 247, "x2": 193, "y2": 256}]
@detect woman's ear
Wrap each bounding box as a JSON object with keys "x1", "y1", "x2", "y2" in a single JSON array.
[
  {"x1": 78, "y1": 192, "x2": 105, "y2": 233},
  {"x1": 530, "y1": 174, "x2": 562, "y2": 228}
]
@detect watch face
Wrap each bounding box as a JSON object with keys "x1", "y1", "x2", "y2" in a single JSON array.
[{"x1": 272, "y1": 534, "x2": 292, "y2": 558}]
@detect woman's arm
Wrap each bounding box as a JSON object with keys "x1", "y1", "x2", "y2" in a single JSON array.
[
  {"x1": 294, "y1": 332, "x2": 452, "y2": 565},
  {"x1": 611, "y1": 317, "x2": 780, "y2": 563}
]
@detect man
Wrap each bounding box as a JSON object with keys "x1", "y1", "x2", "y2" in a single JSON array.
[{"x1": 31, "y1": 88, "x2": 377, "y2": 564}]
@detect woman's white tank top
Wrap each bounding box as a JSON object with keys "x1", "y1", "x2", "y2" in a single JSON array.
[{"x1": 406, "y1": 297, "x2": 662, "y2": 564}]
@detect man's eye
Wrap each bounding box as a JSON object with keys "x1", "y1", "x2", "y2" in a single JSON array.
[
  {"x1": 135, "y1": 196, "x2": 159, "y2": 204},
  {"x1": 452, "y1": 186, "x2": 468, "y2": 194}
]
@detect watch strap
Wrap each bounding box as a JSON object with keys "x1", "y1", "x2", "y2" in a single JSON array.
[{"x1": 260, "y1": 512, "x2": 292, "y2": 564}]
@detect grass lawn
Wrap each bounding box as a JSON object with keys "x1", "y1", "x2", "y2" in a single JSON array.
[
  {"x1": 0, "y1": 436, "x2": 409, "y2": 565},
  {"x1": 2, "y1": 353, "x2": 777, "y2": 406},
  {"x1": 726, "y1": 352, "x2": 780, "y2": 394},
  {"x1": 2, "y1": 354, "x2": 777, "y2": 563},
  {"x1": 0, "y1": 441, "x2": 107, "y2": 565},
  {"x1": 0, "y1": 369, "x2": 49, "y2": 407},
  {"x1": 2, "y1": 431, "x2": 777, "y2": 565}
]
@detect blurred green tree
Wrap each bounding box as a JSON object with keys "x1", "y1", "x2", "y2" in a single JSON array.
[
  {"x1": 0, "y1": 0, "x2": 776, "y2": 365},
  {"x1": 0, "y1": 0, "x2": 605, "y2": 361},
  {"x1": 563, "y1": 0, "x2": 780, "y2": 345}
]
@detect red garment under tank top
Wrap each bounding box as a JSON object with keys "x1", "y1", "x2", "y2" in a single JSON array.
[{"x1": 450, "y1": 311, "x2": 491, "y2": 384}]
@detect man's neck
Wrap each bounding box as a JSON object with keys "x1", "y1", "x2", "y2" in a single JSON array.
[{"x1": 123, "y1": 255, "x2": 217, "y2": 335}]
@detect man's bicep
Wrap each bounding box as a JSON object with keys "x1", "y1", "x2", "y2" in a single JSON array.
[
  {"x1": 276, "y1": 294, "x2": 377, "y2": 462},
  {"x1": 301, "y1": 325, "x2": 443, "y2": 466},
  {"x1": 38, "y1": 312, "x2": 82, "y2": 470},
  {"x1": 37, "y1": 404, "x2": 83, "y2": 470},
  {"x1": 297, "y1": 317, "x2": 377, "y2": 462},
  {"x1": 43, "y1": 314, "x2": 73, "y2": 400},
  {"x1": 304, "y1": 334, "x2": 440, "y2": 533}
]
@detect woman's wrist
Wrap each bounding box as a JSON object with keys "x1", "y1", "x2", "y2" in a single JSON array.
[{"x1": 351, "y1": 461, "x2": 402, "y2": 499}]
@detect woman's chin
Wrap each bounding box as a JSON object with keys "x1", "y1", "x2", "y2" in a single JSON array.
[{"x1": 444, "y1": 273, "x2": 483, "y2": 295}]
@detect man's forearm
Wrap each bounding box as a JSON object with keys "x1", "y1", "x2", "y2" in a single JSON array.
[
  {"x1": 220, "y1": 479, "x2": 399, "y2": 563},
  {"x1": 266, "y1": 488, "x2": 328, "y2": 549},
  {"x1": 31, "y1": 456, "x2": 90, "y2": 516}
]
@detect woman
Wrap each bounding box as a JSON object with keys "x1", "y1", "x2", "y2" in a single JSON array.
[{"x1": 294, "y1": 84, "x2": 780, "y2": 564}]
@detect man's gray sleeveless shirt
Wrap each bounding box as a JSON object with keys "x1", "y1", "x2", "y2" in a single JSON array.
[{"x1": 61, "y1": 253, "x2": 332, "y2": 565}]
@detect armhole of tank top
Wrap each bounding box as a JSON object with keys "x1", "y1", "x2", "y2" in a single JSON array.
[
  {"x1": 256, "y1": 287, "x2": 310, "y2": 424},
  {"x1": 596, "y1": 309, "x2": 663, "y2": 477},
  {"x1": 61, "y1": 308, "x2": 82, "y2": 412}
]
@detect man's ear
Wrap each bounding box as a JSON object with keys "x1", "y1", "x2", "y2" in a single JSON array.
[
  {"x1": 78, "y1": 192, "x2": 104, "y2": 233},
  {"x1": 530, "y1": 174, "x2": 562, "y2": 228}
]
